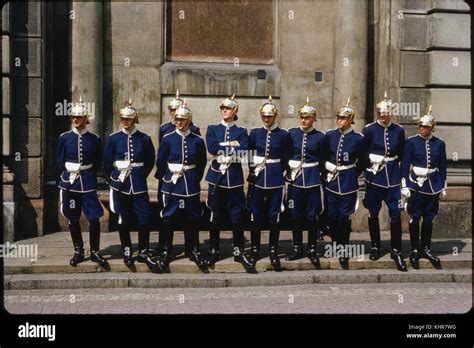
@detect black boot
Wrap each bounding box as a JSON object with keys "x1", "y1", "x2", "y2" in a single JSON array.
[
  {"x1": 89, "y1": 221, "x2": 109, "y2": 269},
  {"x1": 118, "y1": 221, "x2": 133, "y2": 266},
  {"x1": 137, "y1": 225, "x2": 160, "y2": 272},
  {"x1": 409, "y1": 222, "x2": 421, "y2": 269},
  {"x1": 286, "y1": 218, "x2": 304, "y2": 261},
  {"x1": 338, "y1": 218, "x2": 351, "y2": 268},
  {"x1": 69, "y1": 222, "x2": 84, "y2": 266},
  {"x1": 158, "y1": 220, "x2": 174, "y2": 270},
  {"x1": 187, "y1": 224, "x2": 208, "y2": 272},
  {"x1": 268, "y1": 223, "x2": 282, "y2": 272},
  {"x1": 328, "y1": 218, "x2": 338, "y2": 244},
  {"x1": 420, "y1": 220, "x2": 441, "y2": 269},
  {"x1": 250, "y1": 222, "x2": 261, "y2": 266},
  {"x1": 207, "y1": 221, "x2": 221, "y2": 266},
  {"x1": 307, "y1": 222, "x2": 319, "y2": 263},
  {"x1": 368, "y1": 216, "x2": 382, "y2": 261},
  {"x1": 391, "y1": 249, "x2": 408, "y2": 272}
]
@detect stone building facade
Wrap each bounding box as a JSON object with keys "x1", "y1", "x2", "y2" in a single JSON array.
[{"x1": 2, "y1": 1, "x2": 471, "y2": 242}]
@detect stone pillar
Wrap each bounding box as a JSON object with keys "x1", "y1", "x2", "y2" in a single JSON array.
[
  {"x1": 333, "y1": 0, "x2": 368, "y2": 131},
  {"x1": 70, "y1": 2, "x2": 103, "y2": 136}
]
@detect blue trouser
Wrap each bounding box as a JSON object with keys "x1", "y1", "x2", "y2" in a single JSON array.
[
  {"x1": 325, "y1": 190, "x2": 358, "y2": 220},
  {"x1": 407, "y1": 192, "x2": 440, "y2": 224},
  {"x1": 60, "y1": 189, "x2": 103, "y2": 223},
  {"x1": 110, "y1": 189, "x2": 151, "y2": 226},
  {"x1": 288, "y1": 185, "x2": 324, "y2": 223},
  {"x1": 247, "y1": 185, "x2": 285, "y2": 225},
  {"x1": 207, "y1": 184, "x2": 245, "y2": 225},
  {"x1": 363, "y1": 183, "x2": 402, "y2": 223},
  {"x1": 161, "y1": 193, "x2": 201, "y2": 224}
]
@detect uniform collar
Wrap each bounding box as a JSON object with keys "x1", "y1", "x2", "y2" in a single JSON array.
[
  {"x1": 377, "y1": 120, "x2": 392, "y2": 128},
  {"x1": 121, "y1": 127, "x2": 138, "y2": 135},
  {"x1": 221, "y1": 120, "x2": 236, "y2": 128},
  {"x1": 176, "y1": 128, "x2": 191, "y2": 137},
  {"x1": 300, "y1": 126, "x2": 314, "y2": 133},
  {"x1": 418, "y1": 133, "x2": 433, "y2": 140},
  {"x1": 264, "y1": 123, "x2": 278, "y2": 131},
  {"x1": 339, "y1": 127, "x2": 353, "y2": 135},
  {"x1": 72, "y1": 127, "x2": 88, "y2": 135}
]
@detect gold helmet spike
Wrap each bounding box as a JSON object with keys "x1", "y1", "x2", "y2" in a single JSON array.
[
  {"x1": 220, "y1": 93, "x2": 239, "y2": 119},
  {"x1": 376, "y1": 91, "x2": 393, "y2": 114},
  {"x1": 259, "y1": 95, "x2": 278, "y2": 117},
  {"x1": 418, "y1": 105, "x2": 436, "y2": 130},
  {"x1": 168, "y1": 89, "x2": 184, "y2": 111},
  {"x1": 120, "y1": 98, "x2": 139, "y2": 123},
  {"x1": 298, "y1": 97, "x2": 317, "y2": 119},
  {"x1": 336, "y1": 97, "x2": 355, "y2": 124},
  {"x1": 174, "y1": 99, "x2": 193, "y2": 121},
  {"x1": 71, "y1": 95, "x2": 90, "y2": 123}
]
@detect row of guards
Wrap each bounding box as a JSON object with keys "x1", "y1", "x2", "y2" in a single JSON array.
[{"x1": 56, "y1": 91, "x2": 447, "y2": 274}]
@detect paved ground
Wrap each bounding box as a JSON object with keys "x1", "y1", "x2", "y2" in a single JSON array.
[{"x1": 4, "y1": 282, "x2": 471, "y2": 314}]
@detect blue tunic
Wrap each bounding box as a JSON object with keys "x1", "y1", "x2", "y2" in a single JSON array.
[
  {"x1": 159, "y1": 120, "x2": 200, "y2": 144},
  {"x1": 56, "y1": 128, "x2": 102, "y2": 193},
  {"x1": 103, "y1": 128, "x2": 155, "y2": 195},
  {"x1": 401, "y1": 134, "x2": 447, "y2": 195},
  {"x1": 205, "y1": 121, "x2": 249, "y2": 188},
  {"x1": 247, "y1": 125, "x2": 292, "y2": 189},
  {"x1": 321, "y1": 127, "x2": 364, "y2": 195},
  {"x1": 286, "y1": 127, "x2": 325, "y2": 188},
  {"x1": 156, "y1": 129, "x2": 207, "y2": 197},
  {"x1": 362, "y1": 121, "x2": 405, "y2": 187}
]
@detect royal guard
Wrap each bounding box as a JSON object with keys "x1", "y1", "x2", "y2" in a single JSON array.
[
  {"x1": 56, "y1": 97, "x2": 108, "y2": 269},
  {"x1": 204, "y1": 94, "x2": 256, "y2": 273},
  {"x1": 247, "y1": 95, "x2": 292, "y2": 272},
  {"x1": 401, "y1": 106, "x2": 446, "y2": 269},
  {"x1": 156, "y1": 90, "x2": 201, "y2": 252},
  {"x1": 321, "y1": 98, "x2": 364, "y2": 268},
  {"x1": 103, "y1": 99, "x2": 159, "y2": 271},
  {"x1": 156, "y1": 101, "x2": 208, "y2": 272},
  {"x1": 285, "y1": 97, "x2": 325, "y2": 263},
  {"x1": 361, "y1": 92, "x2": 407, "y2": 271},
  {"x1": 158, "y1": 90, "x2": 201, "y2": 143}
]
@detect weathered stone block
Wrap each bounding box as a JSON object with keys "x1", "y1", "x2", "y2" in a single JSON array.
[
  {"x1": 428, "y1": 51, "x2": 470, "y2": 86},
  {"x1": 2, "y1": 35, "x2": 10, "y2": 74},
  {"x1": 428, "y1": 13, "x2": 470, "y2": 49}
]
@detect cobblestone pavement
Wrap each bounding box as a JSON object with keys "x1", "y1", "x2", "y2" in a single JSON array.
[{"x1": 4, "y1": 282, "x2": 471, "y2": 314}]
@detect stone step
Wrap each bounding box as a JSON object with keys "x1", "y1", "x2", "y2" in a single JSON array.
[
  {"x1": 4, "y1": 269, "x2": 471, "y2": 290},
  {"x1": 4, "y1": 249, "x2": 471, "y2": 275}
]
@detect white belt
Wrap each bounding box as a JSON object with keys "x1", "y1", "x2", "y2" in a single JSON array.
[
  {"x1": 336, "y1": 163, "x2": 355, "y2": 171},
  {"x1": 384, "y1": 155, "x2": 398, "y2": 162},
  {"x1": 302, "y1": 161, "x2": 319, "y2": 168},
  {"x1": 80, "y1": 164, "x2": 92, "y2": 170},
  {"x1": 265, "y1": 158, "x2": 281, "y2": 164},
  {"x1": 114, "y1": 161, "x2": 143, "y2": 168},
  {"x1": 167, "y1": 163, "x2": 196, "y2": 184}
]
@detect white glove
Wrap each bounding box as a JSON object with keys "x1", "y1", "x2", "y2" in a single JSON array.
[
  {"x1": 401, "y1": 187, "x2": 411, "y2": 199},
  {"x1": 440, "y1": 189, "x2": 447, "y2": 199}
]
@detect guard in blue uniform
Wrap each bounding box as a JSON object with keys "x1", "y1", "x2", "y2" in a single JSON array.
[
  {"x1": 158, "y1": 90, "x2": 201, "y2": 143},
  {"x1": 361, "y1": 92, "x2": 407, "y2": 271},
  {"x1": 204, "y1": 94, "x2": 256, "y2": 273},
  {"x1": 57, "y1": 97, "x2": 108, "y2": 269},
  {"x1": 247, "y1": 95, "x2": 292, "y2": 272},
  {"x1": 103, "y1": 100, "x2": 159, "y2": 271},
  {"x1": 321, "y1": 98, "x2": 364, "y2": 267},
  {"x1": 156, "y1": 101, "x2": 208, "y2": 272},
  {"x1": 401, "y1": 106, "x2": 446, "y2": 269},
  {"x1": 156, "y1": 90, "x2": 200, "y2": 252},
  {"x1": 285, "y1": 97, "x2": 325, "y2": 263}
]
